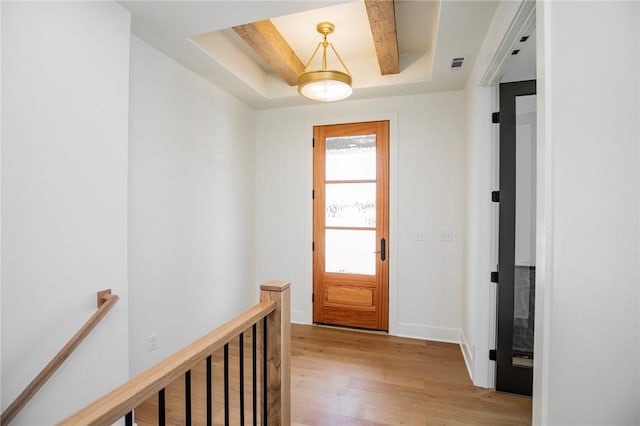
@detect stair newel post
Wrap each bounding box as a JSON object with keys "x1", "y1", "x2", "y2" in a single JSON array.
[{"x1": 259, "y1": 281, "x2": 291, "y2": 426}]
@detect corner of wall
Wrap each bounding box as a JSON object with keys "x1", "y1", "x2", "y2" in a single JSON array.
[
  {"x1": 461, "y1": 0, "x2": 527, "y2": 394},
  {"x1": 290, "y1": 310, "x2": 309, "y2": 325},
  {"x1": 128, "y1": 35, "x2": 258, "y2": 376},
  {"x1": 459, "y1": 329, "x2": 474, "y2": 383},
  {"x1": 395, "y1": 323, "x2": 462, "y2": 345}
]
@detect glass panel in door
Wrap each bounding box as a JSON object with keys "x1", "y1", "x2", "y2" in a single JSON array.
[
  {"x1": 512, "y1": 94, "x2": 537, "y2": 367},
  {"x1": 324, "y1": 134, "x2": 377, "y2": 276},
  {"x1": 325, "y1": 135, "x2": 376, "y2": 180},
  {"x1": 325, "y1": 183, "x2": 376, "y2": 228},
  {"x1": 325, "y1": 229, "x2": 376, "y2": 275}
]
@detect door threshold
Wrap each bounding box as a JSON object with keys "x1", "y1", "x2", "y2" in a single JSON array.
[{"x1": 313, "y1": 322, "x2": 388, "y2": 335}]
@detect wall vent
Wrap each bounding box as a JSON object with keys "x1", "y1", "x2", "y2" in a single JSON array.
[{"x1": 450, "y1": 57, "x2": 465, "y2": 70}]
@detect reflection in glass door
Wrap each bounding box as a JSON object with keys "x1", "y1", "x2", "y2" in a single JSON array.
[
  {"x1": 512, "y1": 94, "x2": 536, "y2": 368},
  {"x1": 313, "y1": 121, "x2": 389, "y2": 331}
]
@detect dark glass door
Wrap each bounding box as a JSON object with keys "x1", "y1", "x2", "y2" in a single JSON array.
[{"x1": 496, "y1": 80, "x2": 536, "y2": 396}]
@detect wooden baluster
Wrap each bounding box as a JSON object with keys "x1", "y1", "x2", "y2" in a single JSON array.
[
  {"x1": 259, "y1": 281, "x2": 290, "y2": 426},
  {"x1": 224, "y1": 344, "x2": 230, "y2": 426},
  {"x1": 239, "y1": 333, "x2": 245, "y2": 426},
  {"x1": 206, "y1": 355, "x2": 213, "y2": 426},
  {"x1": 252, "y1": 323, "x2": 258, "y2": 426}
]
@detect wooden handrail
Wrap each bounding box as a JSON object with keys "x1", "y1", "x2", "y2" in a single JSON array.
[
  {"x1": 1, "y1": 290, "x2": 120, "y2": 426},
  {"x1": 57, "y1": 298, "x2": 278, "y2": 425}
]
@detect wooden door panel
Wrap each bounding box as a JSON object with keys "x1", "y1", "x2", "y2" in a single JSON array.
[
  {"x1": 319, "y1": 307, "x2": 379, "y2": 330},
  {"x1": 326, "y1": 285, "x2": 375, "y2": 308}
]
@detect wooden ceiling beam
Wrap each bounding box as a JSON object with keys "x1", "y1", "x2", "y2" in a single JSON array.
[
  {"x1": 233, "y1": 19, "x2": 304, "y2": 86},
  {"x1": 364, "y1": 0, "x2": 400, "y2": 75}
]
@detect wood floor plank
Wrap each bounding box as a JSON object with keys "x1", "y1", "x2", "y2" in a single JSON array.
[{"x1": 135, "y1": 323, "x2": 531, "y2": 425}]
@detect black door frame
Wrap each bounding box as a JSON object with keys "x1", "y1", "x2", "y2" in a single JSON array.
[{"x1": 496, "y1": 79, "x2": 536, "y2": 396}]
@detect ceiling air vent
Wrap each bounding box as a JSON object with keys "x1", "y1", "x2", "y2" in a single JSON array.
[{"x1": 450, "y1": 57, "x2": 465, "y2": 70}]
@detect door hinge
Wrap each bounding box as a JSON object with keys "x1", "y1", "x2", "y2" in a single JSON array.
[
  {"x1": 491, "y1": 271, "x2": 499, "y2": 283},
  {"x1": 312, "y1": 241, "x2": 315, "y2": 251},
  {"x1": 491, "y1": 191, "x2": 500, "y2": 202},
  {"x1": 312, "y1": 293, "x2": 315, "y2": 303},
  {"x1": 492, "y1": 112, "x2": 500, "y2": 123},
  {"x1": 312, "y1": 190, "x2": 315, "y2": 199},
  {"x1": 312, "y1": 138, "x2": 315, "y2": 148},
  {"x1": 489, "y1": 349, "x2": 497, "y2": 361}
]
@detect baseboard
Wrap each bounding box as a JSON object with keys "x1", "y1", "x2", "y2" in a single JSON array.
[
  {"x1": 393, "y1": 322, "x2": 462, "y2": 344},
  {"x1": 459, "y1": 331, "x2": 474, "y2": 382},
  {"x1": 292, "y1": 317, "x2": 475, "y2": 382}
]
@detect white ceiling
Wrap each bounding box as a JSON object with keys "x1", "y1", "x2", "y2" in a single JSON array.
[{"x1": 118, "y1": 0, "x2": 500, "y2": 109}]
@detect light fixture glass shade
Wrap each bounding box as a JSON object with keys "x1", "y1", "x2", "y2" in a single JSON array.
[
  {"x1": 298, "y1": 22, "x2": 352, "y2": 102},
  {"x1": 298, "y1": 70, "x2": 353, "y2": 102}
]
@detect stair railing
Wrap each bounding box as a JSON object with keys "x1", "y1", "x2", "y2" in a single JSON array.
[
  {"x1": 1, "y1": 290, "x2": 120, "y2": 426},
  {"x1": 57, "y1": 280, "x2": 291, "y2": 425}
]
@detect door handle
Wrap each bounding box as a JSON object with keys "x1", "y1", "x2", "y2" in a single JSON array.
[{"x1": 373, "y1": 238, "x2": 386, "y2": 261}]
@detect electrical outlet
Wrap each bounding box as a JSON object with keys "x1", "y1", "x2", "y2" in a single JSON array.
[
  {"x1": 415, "y1": 230, "x2": 426, "y2": 241},
  {"x1": 148, "y1": 333, "x2": 158, "y2": 352},
  {"x1": 440, "y1": 230, "x2": 453, "y2": 242}
]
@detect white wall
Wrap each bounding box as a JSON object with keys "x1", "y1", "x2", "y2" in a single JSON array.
[
  {"x1": 462, "y1": 82, "x2": 494, "y2": 387},
  {"x1": 0, "y1": 0, "x2": 4, "y2": 409},
  {"x1": 534, "y1": 2, "x2": 640, "y2": 424},
  {"x1": 1, "y1": 3, "x2": 131, "y2": 424},
  {"x1": 128, "y1": 37, "x2": 256, "y2": 374},
  {"x1": 255, "y1": 92, "x2": 466, "y2": 342},
  {"x1": 462, "y1": 0, "x2": 524, "y2": 388}
]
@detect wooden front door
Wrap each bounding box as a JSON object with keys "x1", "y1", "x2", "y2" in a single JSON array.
[{"x1": 313, "y1": 121, "x2": 389, "y2": 331}]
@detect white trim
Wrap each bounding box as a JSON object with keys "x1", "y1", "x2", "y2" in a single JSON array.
[
  {"x1": 394, "y1": 322, "x2": 461, "y2": 344},
  {"x1": 479, "y1": 3, "x2": 536, "y2": 391},
  {"x1": 460, "y1": 331, "x2": 474, "y2": 383},
  {"x1": 480, "y1": 0, "x2": 536, "y2": 87},
  {"x1": 0, "y1": 0, "x2": 3, "y2": 411},
  {"x1": 487, "y1": 83, "x2": 499, "y2": 389},
  {"x1": 533, "y1": 2, "x2": 553, "y2": 424}
]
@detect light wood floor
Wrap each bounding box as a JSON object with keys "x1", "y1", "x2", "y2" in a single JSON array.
[
  {"x1": 135, "y1": 324, "x2": 531, "y2": 425},
  {"x1": 291, "y1": 325, "x2": 530, "y2": 425}
]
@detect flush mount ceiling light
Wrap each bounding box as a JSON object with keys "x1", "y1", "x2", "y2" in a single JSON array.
[{"x1": 297, "y1": 22, "x2": 352, "y2": 102}]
